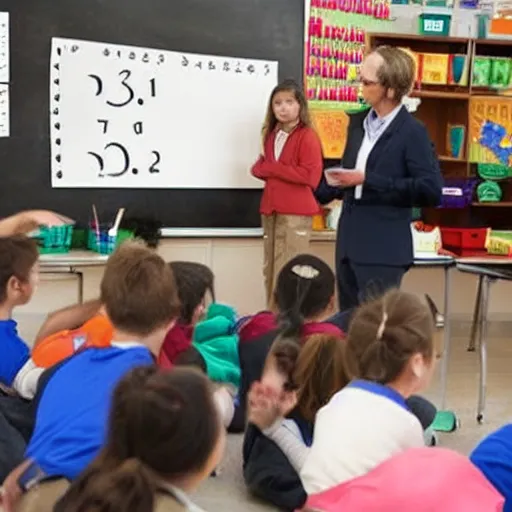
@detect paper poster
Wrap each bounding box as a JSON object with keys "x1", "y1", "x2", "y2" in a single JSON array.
[
  {"x1": 0, "y1": 12, "x2": 8, "y2": 83},
  {"x1": 49, "y1": 38, "x2": 278, "y2": 189},
  {"x1": 311, "y1": 109, "x2": 348, "y2": 158},
  {"x1": 0, "y1": 84, "x2": 9, "y2": 137}
]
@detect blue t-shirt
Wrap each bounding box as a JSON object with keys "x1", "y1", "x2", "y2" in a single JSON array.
[
  {"x1": 471, "y1": 424, "x2": 512, "y2": 512},
  {"x1": 0, "y1": 319, "x2": 30, "y2": 386},
  {"x1": 26, "y1": 345, "x2": 153, "y2": 480}
]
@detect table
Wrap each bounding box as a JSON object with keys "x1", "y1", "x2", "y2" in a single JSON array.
[
  {"x1": 414, "y1": 256, "x2": 455, "y2": 414},
  {"x1": 455, "y1": 258, "x2": 512, "y2": 423},
  {"x1": 39, "y1": 251, "x2": 108, "y2": 303}
]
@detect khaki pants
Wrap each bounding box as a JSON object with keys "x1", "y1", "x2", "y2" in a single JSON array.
[
  {"x1": 262, "y1": 214, "x2": 312, "y2": 308},
  {"x1": 17, "y1": 478, "x2": 70, "y2": 512}
]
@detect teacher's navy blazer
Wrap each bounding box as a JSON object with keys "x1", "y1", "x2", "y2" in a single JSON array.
[{"x1": 316, "y1": 106, "x2": 443, "y2": 267}]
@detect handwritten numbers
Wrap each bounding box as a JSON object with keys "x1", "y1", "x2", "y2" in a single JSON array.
[
  {"x1": 208, "y1": 61, "x2": 216, "y2": 70},
  {"x1": 264, "y1": 64, "x2": 270, "y2": 76},
  {"x1": 150, "y1": 78, "x2": 156, "y2": 97},
  {"x1": 223, "y1": 61, "x2": 230, "y2": 72},
  {"x1": 181, "y1": 56, "x2": 189, "y2": 67},
  {"x1": 142, "y1": 53, "x2": 150, "y2": 63},
  {"x1": 195, "y1": 61, "x2": 202, "y2": 70},
  {"x1": 129, "y1": 52, "x2": 136, "y2": 60},
  {"x1": 235, "y1": 62, "x2": 242, "y2": 74},
  {"x1": 149, "y1": 151, "x2": 161, "y2": 173},
  {"x1": 116, "y1": 50, "x2": 122, "y2": 58},
  {"x1": 107, "y1": 70, "x2": 135, "y2": 108},
  {"x1": 158, "y1": 54, "x2": 165, "y2": 65},
  {"x1": 103, "y1": 48, "x2": 110, "y2": 57},
  {"x1": 97, "y1": 119, "x2": 108, "y2": 134},
  {"x1": 71, "y1": 45, "x2": 79, "y2": 53},
  {"x1": 247, "y1": 64, "x2": 255, "y2": 74}
]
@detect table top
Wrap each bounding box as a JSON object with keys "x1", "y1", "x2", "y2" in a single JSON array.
[
  {"x1": 456, "y1": 262, "x2": 512, "y2": 280},
  {"x1": 39, "y1": 251, "x2": 108, "y2": 268}
]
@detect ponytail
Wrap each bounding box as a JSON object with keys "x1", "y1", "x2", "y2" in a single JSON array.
[{"x1": 54, "y1": 458, "x2": 155, "y2": 512}]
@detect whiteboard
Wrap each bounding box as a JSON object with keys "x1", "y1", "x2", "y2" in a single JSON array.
[
  {"x1": 49, "y1": 38, "x2": 277, "y2": 189},
  {"x1": 0, "y1": 12, "x2": 8, "y2": 83}
]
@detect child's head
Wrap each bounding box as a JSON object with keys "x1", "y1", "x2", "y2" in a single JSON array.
[
  {"x1": 0, "y1": 236, "x2": 39, "y2": 309},
  {"x1": 100, "y1": 241, "x2": 180, "y2": 348},
  {"x1": 273, "y1": 254, "x2": 335, "y2": 338},
  {"x1": 346, "y1": 289, "x2": 435, "y2": 397},
  {"x1": 169, "y1": 261, "x2": 215, "y2": 325},
  {"x1": 263, "y1": 79, "x2": 311, "y2": 139},
  {"x1": 55, "y1": 366, "x2": 224, "y2": 511},
  {"x1": 262, "y1": 337, "x2": 301, "y2": 393},
  {"x1": 293, "y1": 334, "x2": 349, "y2": 422}
]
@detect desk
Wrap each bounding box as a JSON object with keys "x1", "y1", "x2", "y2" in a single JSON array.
[
  {"x1": 456, "y1": 259, "x2": 512, "y2": 423},
  {"x1": 414, "y1": 256, "x2": 455, "y2": 412},
  {"x1": 39, "y1": 251, "x2": 108, "y2": 303}
]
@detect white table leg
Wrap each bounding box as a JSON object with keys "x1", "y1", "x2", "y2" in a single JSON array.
[
  {"x1": 477, "y1": 276, "x2": 493, "y2": 424},
  {"x1": 468, "y1": 275, "x2": 484, "y2": 352},
  {"x1": 439, "y1": 265, "x2": 452, "y2": 409}
]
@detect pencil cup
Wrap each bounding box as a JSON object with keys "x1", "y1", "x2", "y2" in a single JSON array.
[{"x1": 87, "y1": 227, "x2": 117, "y2": 255}]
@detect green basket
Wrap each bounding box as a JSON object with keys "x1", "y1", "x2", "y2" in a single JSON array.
[
  {"x1": 87, "y1": 228, "x2": 134, "y2": 255},
  {"x1": 36, "y1": 225, "x2": 74, "y2": 254},
  {"x1": 419, "y1": 13, "x2": 451, "y2": 36}
]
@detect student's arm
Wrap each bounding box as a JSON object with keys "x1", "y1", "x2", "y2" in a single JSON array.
[
  {"x1": 256, "y1": 130, "x2": 323, "y2": 188},
  {"x1": 262, "y1": 419, "x2": 310, "y2": 472},
  {"x1": 34, "y1": 298, "x2": 103, "y2": 346},
  {"x1": 250, "y1": 155, "x2": 268, "y2": 181},
  {"x1": 363, "y1": 122, "x2": 443, "y2": 208},
  {"x1": 0, "y1": 210, "x2": 72, "y2": 237}
]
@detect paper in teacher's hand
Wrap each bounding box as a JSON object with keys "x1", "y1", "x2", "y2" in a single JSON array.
[{"x1": 324, "y1": 167, "x2": 353, "y2": 186}]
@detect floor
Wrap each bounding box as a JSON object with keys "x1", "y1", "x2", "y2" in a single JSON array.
[{"x1": 14, "y1": 315, "x2": 512, "y2": 512}]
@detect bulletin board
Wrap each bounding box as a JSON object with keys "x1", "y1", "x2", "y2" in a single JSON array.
[
  {"x1": 304, "y1": 0, "x2": 391, "y2": 158},
  {"x1": 0, "y1": 0, "x2": 304, "y2": 228}
]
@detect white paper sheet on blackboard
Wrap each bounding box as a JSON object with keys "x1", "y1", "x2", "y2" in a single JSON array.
[
  {"x1": 0, "y1": 13, "x2": 9, "y2": 83},
  {"x1": 49, "y1": 38, "x2": 278, "y2": 189},
  {"x1": 0, "y1": 84, "x2": 9, "y2": 137}
]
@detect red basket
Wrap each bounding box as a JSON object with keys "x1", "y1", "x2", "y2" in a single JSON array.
[{"x1": 440, "y1": 227, "x2": 489, "y2": 255}]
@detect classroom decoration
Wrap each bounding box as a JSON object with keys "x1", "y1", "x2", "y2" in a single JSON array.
[
  {"x1": 0, "y1": 84, "x2": 8, "y2": 138},
  {"x1": 304, "y1": 0, "x2": 391, "y2": 157},
  {"x1": 447, "y1": 124, "x2": 465, "y2": 159},
  {"x1": 486, "y1": 230, "x2": 512, "y2": 256},
  {"x1": 473, "y1": 56, "x2": 512, "y2": 89},
  {"x1": 49, "y1": 38, "x2": 277, "y2": 189},
  {"x1": 0, "y1": 12, "x2": 9, "y2": 83},
  {"x1": 477, "y1": 180, "x2": 503, "y2": 202},
  {"x1": 477, "y1": 163, "x2": 512, "y2": 180},
  {"x1": 469, "y1": 96, "x2": 512, "y2": 165}
]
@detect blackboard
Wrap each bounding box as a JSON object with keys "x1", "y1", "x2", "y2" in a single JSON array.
[{"x1": 0, "y1": 0, "x2": 304, "y2": 227}]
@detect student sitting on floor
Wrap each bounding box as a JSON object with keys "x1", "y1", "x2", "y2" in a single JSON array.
[
  {"x1": 470, "y1": 424, "x2": 512, "y2": 512},
  {"x1": 235, "y1": 254, "x2": 437, "y2": 436},
  {"x1": 31, "y1": 260, "x2": 215, "y2": 372},
  {"x1": 0, "y1": 241, "x2": 180, "y2": 512},
  {"x1": 300, "y1": 289, "x2": 436, "y2": 495},
  {"x1": 304, "y1": 447, "x2": 504, "y2": 512},
  {"x1": 243, "y1": 333, "x2": 349, "y2": 511},
  {"x1": 0, "y1": 236, "x2": 41, "y2": 398},
  {"x1": 50, "y1": 366, "x2": 225, "y2": 512}
]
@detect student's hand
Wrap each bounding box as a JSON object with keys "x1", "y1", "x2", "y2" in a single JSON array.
[
  {"x1": 247, "y1": 382, "x2": 281, "y2": 430},
  {"x1": 0, "y1": 460, "x2": 31, "y2": 512},
  {"x1": 26, "y1": 210, "x2": 74, "y2": 228},
  {"x1": 277, "y1": 389, "x2": 298, "y2": 417}
]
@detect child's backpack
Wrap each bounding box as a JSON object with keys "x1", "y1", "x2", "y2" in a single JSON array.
[{"x1": 32, "y1": 314, "x2": 114, "y2": 368}]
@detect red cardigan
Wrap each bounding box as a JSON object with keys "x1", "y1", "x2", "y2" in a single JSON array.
[{"x1": 251, "y1": 124, "x2": 323, "y2": 216}]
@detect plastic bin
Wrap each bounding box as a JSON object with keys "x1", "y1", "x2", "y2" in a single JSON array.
[
  {"x1": 440, "y1": 227, "x2": 490, "y2": 253},
  {"x1": 35, "y1": 225, "x2": 74, "y2": 254},
  {"x1": 440, "y1": 178, "x2": 478, "y2": 208},
  {"x1": 419, "y1": 13, "x2": 451, "y2": 36}
]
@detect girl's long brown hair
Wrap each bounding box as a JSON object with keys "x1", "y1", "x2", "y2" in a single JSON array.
[
  {"x1": 262, "y1": 79, "x2": 313, "y2": 143},
  {"x1": 293, "y1": 333, "x2": 349, "y2": 423}
]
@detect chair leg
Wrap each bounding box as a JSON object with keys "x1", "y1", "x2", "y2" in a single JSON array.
[
  {"x1": 477, "y1": 276, "x2": 493, "y2": 424},
  {"x1": 468, "y1": 275, "x2": 484, "y2": 352}
]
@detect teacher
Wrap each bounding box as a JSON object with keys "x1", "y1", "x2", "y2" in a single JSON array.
[{"x1": 316, "y1": 46, "x2": 443, "y2": 313}]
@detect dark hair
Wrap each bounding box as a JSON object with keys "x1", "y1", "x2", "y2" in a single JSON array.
[
  {"x1": 100, "y1": 241, "x2": 180, "y2": 337},
  {"x1": 54, "y1": 366, "x2": 220, "y2": 512},
  {"x1": 169, "y1": 261, "x2": 215, "y2": 324},
  {"x1": 346, "y1": 289, "x2": 434, "y2": 384},
  {"x1": 267, "y1": 337, "x2": 302, "y2": 392},
  {"x1": 294, "y1": 334, "x2": 348, "y2": 422},
  {"x1": 262, "y1": 79, "x2": 313, "y2": 142},
  {"x1": 273, "y1": 254, "x2": 335, "y2": 341},
  {"x1": 0, "y1": 235, "x2": 38, "y2": 303},
  {"x1": 174, "y1": 346, "x2": 207, "y2": 374}
]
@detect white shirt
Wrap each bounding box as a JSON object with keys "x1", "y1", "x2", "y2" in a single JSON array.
[
  {"x1": 300, "y1": 380, "x2": 424, "y2": 495},
  {"x1": 355, "y1": 105, "x2": 403, "y2": 199},
  {"x1": 274, "y1": 129, "x2": 289, "y2": 160}
]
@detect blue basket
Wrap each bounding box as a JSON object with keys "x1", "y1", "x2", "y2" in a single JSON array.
[
  {"x1": 36, "y1": 225, "x2": 74, "y2": 254},
  {"x1": 440, "y1": 178, "x2": 477, "y2": 208},
  {"x1": 88, "y1": 229, "x2": 117, "y2": 255}
]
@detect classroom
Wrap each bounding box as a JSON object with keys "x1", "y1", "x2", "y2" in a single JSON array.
[{"x1": 1, "y1": 0, "x2": 512, "y2": 510}]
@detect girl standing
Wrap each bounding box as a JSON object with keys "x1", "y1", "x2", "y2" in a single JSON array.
[{"x1": 251, "y1": 80, "x2": 323, "y2": 307}]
